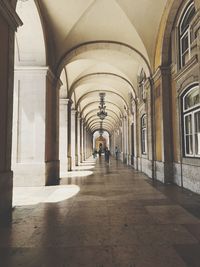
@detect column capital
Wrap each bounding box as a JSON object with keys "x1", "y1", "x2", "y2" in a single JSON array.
[
  {"x1": 77, "y1": 112, "x2": 81, "y2": 120},
  {"x1": 66, "y1": 99, "x2": 73, "y2": 105},
  {"x1": 0, "y1": 0, "x2": 22, "y2": 31},
  {"x1": 152, "y1": 65, "x2": 171, "y2": 82},
  {"x1": 71, "y1": 108, "x2": 77, "y2": 115}
]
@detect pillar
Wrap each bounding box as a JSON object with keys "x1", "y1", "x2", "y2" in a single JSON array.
[
  {"x1": 83, "y1": 125, "x2": 87, "y2": 161},
  {"x1": 80, "y1": 118, "x2": 84, "y2": 162},
  {"x1": 71, "y1": 109, "x2": 76, "y2": 169},
  {"x1": 0, "y1": 1, "x2": 22, "y2": 221},
  {"x1": 122, "y1": 116, "x2": 128, "y2": 163},
  {"x1": 76, "y1": 113, "x2": 81, "y2": 165},
  {"x1": 45, "y1": 71, "x2": 60, "y2": 185},
  {"x1": 67, "y1": 100, "x2": 72, "y2": 171},
  {"x1": 153, "y1": 67, "x2": 173, "y2": 183},
  {"x1": 12, "y1": 68, "x2": 60, "y2": 186},
  {"x1": 59, "y1": 99, "x2": 69, "y2": 174}
]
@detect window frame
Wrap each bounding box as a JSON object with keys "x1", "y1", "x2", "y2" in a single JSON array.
[
  {"x1": 141, "y1": 114, "x2": 147, "y2": 155},
  {"x1": 182, "y1": 84, "x2": 200, "y2": 158},
  {"x1": 179, "y1": 1, "x2": 195, "y2": 68}
]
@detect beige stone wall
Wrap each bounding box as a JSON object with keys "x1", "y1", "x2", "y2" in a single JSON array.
[{"x1": 171, "y1": 78, "x2": 179, "y2": 163}]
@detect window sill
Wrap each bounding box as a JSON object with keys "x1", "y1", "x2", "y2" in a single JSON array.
[{"x1": 182, "y1": 157, "x2": 200, "y2": 166}]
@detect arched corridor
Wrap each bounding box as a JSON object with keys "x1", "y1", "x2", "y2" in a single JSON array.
[
  {"x1": 1, "y1": 158, "x2": 200, "y2": 266},
  {"x1": 0, "y1": 0, "x2": 200, "y2": 265}
]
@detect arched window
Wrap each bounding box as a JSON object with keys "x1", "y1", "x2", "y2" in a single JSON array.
[
  {"x1": 182, "y1": 85, "x2": 200, "y2": 157},
  {"x1": 141, "y1": 114, "x2": 147, "y2": 155},
  {"x1": 179, "y1": 1, "x2": 195, "y2": 68}
]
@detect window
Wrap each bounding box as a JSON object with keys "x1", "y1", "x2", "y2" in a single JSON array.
[
  {"x1": 179, "y1": 1, "x2": 195, "y2": 68},
  {"x1": 141, "y1": 114, "x2": 147, "y2": 154},
  {"x1": 183, "y1": 85, "x2": 200, "y2": 157}
]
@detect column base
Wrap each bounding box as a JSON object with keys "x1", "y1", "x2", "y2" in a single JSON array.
[
  {"x1": 155, "y1": 161, "x2": 173, "y2": 184},
  {"x1": 75, "y1": 154, "x2": 79, "y2": 166},
  {"x1": 164, "y1": 161, "x2": 173, "y2": 183},
  {"x1": 80, "y1": 153, "x2": 83, "y2": 163},
  {"x1": 45, "y1": 160, "x2": 60, "y2": 186},
  {"x1": 0, "y1": 171, "x2": 13, "y2": 224},
  {"x1": 60, "y1": 157, "x2": 68, "y2": 175},
  {"x1": 68, "y1": 156, "x2": 72, "y2": 171},
  {"x1": 13, "y1": 163, "x2": 46, "y2": 186},
  {"x1": 13, "y1": 161, "x2": 60, "y2": 186}
]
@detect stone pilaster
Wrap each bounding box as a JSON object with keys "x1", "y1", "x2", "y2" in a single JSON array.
[
  {"x1": 71, "y1": 109, "x2": 77, "y2": 169},
  {"x1": 13, "y1": 67, "x2": 47, "y2": 186},
  {"x1": 152, "y1": 66, "x2": 173, "y2": 183},
  {"x1": 83, "y1": 124, "x2": 87, "y2": 161},
  {"x1": 80, "y1": 118, "x2": 84, "y2": 162},
  {"x1": 67, "y1": 100, "x2": 73, "y2": 171},
  {"x1": 45, "y1": 70, "x2": 61, "y2": 185},
  {"x1": 59, "y1": 98, "x2": 69, "y2": 174},
  {"x1": 0, "y1": 1, "x2": 21, "y2": 222},
  {"x1": 76, "y1": 113, "x2": 81, "y2": 165}
]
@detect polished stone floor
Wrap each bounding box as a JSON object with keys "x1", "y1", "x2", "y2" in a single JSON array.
[{"x1": 1, "y1": 157, "x2": 200, "y2": 266}]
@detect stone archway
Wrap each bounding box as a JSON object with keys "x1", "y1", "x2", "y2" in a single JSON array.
[{"x1": 96, "y1": 136, "x2": 107, "y2": 152}]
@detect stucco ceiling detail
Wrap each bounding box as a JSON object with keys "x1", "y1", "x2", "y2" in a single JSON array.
[{"x1": 35, "y1": 0, "x2": 169, "y2": 134}]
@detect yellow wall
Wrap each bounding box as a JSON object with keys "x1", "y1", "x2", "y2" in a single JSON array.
[
  {"x1": 155, "y1": 82, "x2": 163, "y2": 161},
  {"x1": 154, "y1": 0, "x2": 175, "y2": 70}
]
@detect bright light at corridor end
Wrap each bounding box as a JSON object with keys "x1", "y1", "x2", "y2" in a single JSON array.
[{"x1": 13, "y1": 185, "x2": 80, "y2": 206}]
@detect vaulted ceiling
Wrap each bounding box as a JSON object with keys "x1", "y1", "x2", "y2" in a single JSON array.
[{"x1": 16, "y1": 0, "x2": 169, "y2": 134}]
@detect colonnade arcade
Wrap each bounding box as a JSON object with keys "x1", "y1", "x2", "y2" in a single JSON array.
[{"x1": 0, "y1": 0, "x2": 200, "y2": 222}]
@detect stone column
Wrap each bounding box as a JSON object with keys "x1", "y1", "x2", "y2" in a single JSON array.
[
  {"x1": 71, "y1": 109, "x2": 77, "y2": 169},
  {"x1": 0, "y1": 1, "x2": 22, "y2": 221},
  {"x1": 128, "y1": 115, "x2": 133, "y2": 166},
  {"x1": 67, "y1": 100, "x2": 72, "y2": 171},
  {"x1": 12, "y1": 68, "x2": 60, "y2": 186},
  {"x1": 152, "y1": 66, "x2": 173, "y2": 183},
  {"x1": 86, "y1": 131, "x2": 88, "y2": 159},
  {"x1": 76, "y1": 113, "x2": 81, "y2": 165},
  {"x1": 13, "y1": 67, "x2": 47, "y2": 186},
  {"x1": 126, "y1": 114, "x2": 131, "y2": 165},
  {"x1": 83, "y1": 125, "x2": 87, "y2": 161},
  {"x1": 59, "y1": 99, "x2": 69, "y2": 174},
  {"x1": 112, "y1": 131, "x2": 116, "y2": 155},
  {"x1": 121, "y1": 118, "x2": 125, "y2": 161},
  {"x1": 161, "y1": 67, "x2": 173, "y2": 183},
  {"x1": 122, "y1": 116, "x2": 128, "y2": 163},
  {"x1": 109, "y1": 134, "x2": 111, "y2": 151},
  {"x1": 45, "y1": 70, "x2": 60, "y2": 185},
  {"x1": 80, "y1": 118, "x2": 84, "y2": 163}
]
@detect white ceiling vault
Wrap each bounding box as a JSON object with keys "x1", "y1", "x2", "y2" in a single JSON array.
[{"x1": 36, "y1": 0, "x2": 168, "y2": 134}]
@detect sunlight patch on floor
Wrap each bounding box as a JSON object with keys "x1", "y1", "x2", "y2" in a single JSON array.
[
  {"x1": 73, "y1": 165, "x2": 95, "y2": 170},
  {"x1": 60, "y1": 170, "x2": 93, "y2": 178},
  {"x1": 13, "y1": 185, "x2": 80, "y2": 206}
]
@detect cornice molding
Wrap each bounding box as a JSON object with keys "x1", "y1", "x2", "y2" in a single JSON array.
[{"x1": 152, "y1": 65, "x2": 171, "y2": 82}]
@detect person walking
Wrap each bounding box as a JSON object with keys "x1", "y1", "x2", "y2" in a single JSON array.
[
  {"x1": 93, "y1": 148, "x2": 97, "y2": 158},
  {"x1": 115, "y1": 146, "x2": 119, "y2": 160},
  {"x1": 104, "y1": 147, "x2": 110, "y2": 164}
]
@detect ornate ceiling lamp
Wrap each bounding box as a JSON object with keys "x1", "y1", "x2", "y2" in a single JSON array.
[{"x1": 97, "y1": 93, "x2": 107, "y2": 120}]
